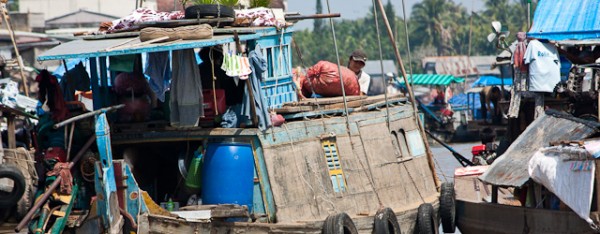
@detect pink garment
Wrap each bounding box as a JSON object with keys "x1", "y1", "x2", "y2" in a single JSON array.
[
  {"x1": 109, "y1": 8, "x2": 185, "y2": 32},
  {"x1": 514, "y1": 32, "x2": 528, "y2": 72},
  {"x1": 235, "y1": 8, "x2": 285, "y2": 27}
]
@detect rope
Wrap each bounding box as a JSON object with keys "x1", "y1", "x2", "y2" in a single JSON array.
[
  {"x1": 325, "y1": 0, "x2": 351, "y2": 132},
  {"x1": 283, "y1": 123, "x2": 336, "y2": 213},
  {"x1": 352, "y1": 132, "x2": 384, "y2": 207},
  {"x1": 209, "y1": 48, "x2": 219, "y2": 115},
  {"x1": 400, "y1": 0, "x2": 414, "y2": 81},
  {"x1": 371, "y1": 0, "x2": 391, "y2": 130}
]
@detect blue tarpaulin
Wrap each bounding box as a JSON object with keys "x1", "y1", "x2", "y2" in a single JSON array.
[
  {"x1": 528, "y1": 0, "x2": 600, "y2": 41},
  {"x1": 471, "y1": 76, "x2": 513, "y2": 87}
]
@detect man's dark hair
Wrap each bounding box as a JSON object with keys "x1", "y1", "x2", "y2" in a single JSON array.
[{"x1": 480, "y1": 127, "x2": 496, "y2": 144}]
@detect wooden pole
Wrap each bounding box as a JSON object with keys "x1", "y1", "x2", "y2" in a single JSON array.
[
  {"x1": 1, "y1": 4, "x2": 29, "y2": 97},
  {"x1": 375, "y1": 0, "x2": 440, "y2": 188}
]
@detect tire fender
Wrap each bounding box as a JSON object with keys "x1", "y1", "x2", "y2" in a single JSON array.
[
  {"x1": 0, "y1": 164, "x2": 26, "y2": 208},
  {"x1": 417, "y1": 203, "x2": 436, "y2": 234},
  {"x1": 374, "y1": 207, "x2": 401, "y2": 234},
  {"x1": 322, "y1": 212, "x2": 358, "y2": 234},
  {"x1": 439, "y1": 182, "x2": 456, "y2": 233}
]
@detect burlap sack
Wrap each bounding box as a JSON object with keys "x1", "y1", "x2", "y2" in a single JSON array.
[{"x1": 140, "y1": 24, "x2": 213, "y2": 42}]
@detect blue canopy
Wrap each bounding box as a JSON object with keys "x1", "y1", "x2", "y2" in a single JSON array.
[
  {"x1": 471, "y1": 76, "x2": 513, "y2": 87},
  {"x1": 528, "y1": 0, "x2": 600, "y2": 41}
]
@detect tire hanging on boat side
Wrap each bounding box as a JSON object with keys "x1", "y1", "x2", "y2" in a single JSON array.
[
  {"x1": 373, "y1": 207, "x2": 401, "y2": 234},
  {"x1": 0, "y1": 164, "x2": 26, "y2": 208},
  {"x1": 417, "y1": 203, "x2": 435, "y2": 234},
  {"x1": 439, "y1": 182, "x2": 456, "y2": 233},
  {"x1": 322, "y1": 212, "x2": 359, "y2": 234}
]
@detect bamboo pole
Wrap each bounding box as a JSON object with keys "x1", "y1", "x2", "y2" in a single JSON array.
[
  {"x1": 375, "y1": 0, "x2": 440, "y2": 189},
  {"x1": 1, "y1": 3, "x2": 29, "y2": 96}
]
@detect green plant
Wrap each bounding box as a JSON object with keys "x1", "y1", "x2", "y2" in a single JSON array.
[
  {"x1": 217, "y1": 0, "x2": 239, "y2": 7},
  {"x1": 250, "y1": 0, "x2": 270, "y2": 8},
  {"x1": 192, "y1": 0, "x2": 216, "y2": 4}
]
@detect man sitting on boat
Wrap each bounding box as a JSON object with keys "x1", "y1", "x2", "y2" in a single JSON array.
[{"x1": 347, "y1": 49, "x2": 371, "y2": 95}]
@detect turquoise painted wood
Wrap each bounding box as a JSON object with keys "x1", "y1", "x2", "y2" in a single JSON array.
[
  {"x1": 89, "y1": 58, "x2": 101, "y2": 110},
  {"x1": 252, "y1": 137, "x2": 276, "y2": 222},
  {"x1": 38, "y1": 33, "x2": 265, "y2": 61},
  {"x1": 94, "y1": 113, "x2": 118, "y2": 230},
  {"x1": 249, "y1": 31, "x2": 297, "y2": 109},
  {"x1": 123, "y1": 162, "x2": 148, "y2": 222}
]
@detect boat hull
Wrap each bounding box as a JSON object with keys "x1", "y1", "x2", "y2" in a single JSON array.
[
  {"x1": 456, "y1": 200, "x2": 594, "y2": 234},
  {"x1": 138, "y1": 199, "x2": 439, "y2": 234}
]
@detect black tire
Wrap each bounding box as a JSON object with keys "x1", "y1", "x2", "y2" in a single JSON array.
[
  {"x1": 322, "y1": 212, "x2": 358, "y2": 234},
  {"x1": 0, "y1": 165, "x2": 26, "y2": 208},
  {"x1": 184, "y1": 4, "x2": 235, "y2": 19},
  {"x1": 373, "y1": 207, "x2": 401, "y2": 234},
  {"x1": 439, "y1": 182, "x2": 456, "y2": 233},
  {"x1": 417, "y1": 203, "x2": 435, "y2": 234}
]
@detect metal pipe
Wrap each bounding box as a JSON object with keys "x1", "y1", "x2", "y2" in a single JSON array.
[
  {"x1": 15, "y1": 136, "x2": 97, "y2": 232},
  {"x1": 325, "y1": 0, "x2": 351, "y2": 130},
  {"x1": 284, "y1": 13, "x2": 340, "y2": 21},
  {"x1": 371, "y1": 0, "x2": 391, "y2": 129},
  {"x1": 374, "y1": 0, "x2": 440, "y2": 188},
  {"x1": 54, "y1": 104, "x2": 125, "y2": 129}
]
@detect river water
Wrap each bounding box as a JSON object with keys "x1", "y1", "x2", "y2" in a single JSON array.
[{"x1": 431, "y1": 141, "x2": 476, "y2": 234}]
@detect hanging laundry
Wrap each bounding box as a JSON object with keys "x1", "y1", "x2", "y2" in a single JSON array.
[
  {"x1": 60, "y1": 61, "x2": 91, "y2": 102},
  {"x1": 36, "y1": 70, "x2": 69, "y2": 122},
  {"x1": 242, "y1": 45, "x2": 272, "y2": 131},
  {"x1": 109, "y1": 54, "x2": 137, "y2": 73},
  {"x1": 170, "y1": 49, "x2": 203, "y2": 127},
  {"x1": 199, "y1": 48, "x2": 245, "y2": 106},
  {"x1": 46, "y1": 162, "x2": 73, "y2": 194},
  {"x1": 145, "y1": 51, "x2": 171, "y2": 102}
]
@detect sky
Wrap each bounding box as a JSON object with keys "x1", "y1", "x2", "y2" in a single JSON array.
[{"x1": 287, "y1": 0, "x2": 485, "y2": 30}]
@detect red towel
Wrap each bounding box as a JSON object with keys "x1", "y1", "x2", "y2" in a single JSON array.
[
  {"x1": 36, "y1": 70, "x2": 69, "y2": 122},
  {"x1": 46, "y1": 162, "x2": 72, "y2": 194}
]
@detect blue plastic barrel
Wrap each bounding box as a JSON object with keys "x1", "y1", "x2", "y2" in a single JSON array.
[{"x1": 201, "y1": 142, "x2": 254, "y2": 212}]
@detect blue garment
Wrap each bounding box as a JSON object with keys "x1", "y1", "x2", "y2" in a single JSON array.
[
  {"x1": 145, "y1": 51, "x2": 171, "y2": 102},
  {"x1": 242, "y1": 46, "x2": 272, "y2": 131}
]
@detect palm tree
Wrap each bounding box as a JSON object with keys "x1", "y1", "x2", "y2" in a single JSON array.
[{"x1": 410, "y1": 0, "x2": 451, "y2": 55}]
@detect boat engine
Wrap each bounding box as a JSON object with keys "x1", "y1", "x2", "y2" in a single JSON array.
[{"x1": 470, "y1": 143, "x2": 497, "y2": 165}]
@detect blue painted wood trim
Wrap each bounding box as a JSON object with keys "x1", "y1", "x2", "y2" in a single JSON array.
[
  {"x1": 99, "y1": 56, "x2": 109, "y2": 108},
  {"x1": 123, "y1": 161, "x2": 147, "y2": 222},
  {"x1": 89, "y1": 57, "x2": 101, "y2": 110},
  {"x1": 38, "y1": 33, "x2": 263, "y2": 61},
  {"x1": 251, "y1": 137, "x2": 276, "y2": 222},
  {"x1": 95, "y1": 113, "x2": 118, "y2": 229}
]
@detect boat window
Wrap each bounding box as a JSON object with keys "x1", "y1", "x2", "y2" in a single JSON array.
[
  {"x1": 322, "y1": 138, "x2": 347, "y2": 193},
  {"x1": 396, "y1": 129, "x2": 411, "y2": 158},
  {"x1": 406, "y1": 130, "x2": 426, "y2": 157},
  {"x1": 390, "y1": 131, "x2": 401, "y2": 158}
]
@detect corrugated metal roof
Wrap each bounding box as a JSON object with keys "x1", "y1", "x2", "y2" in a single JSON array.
[
  {"x1": 398, "y1": 74, "x2": 464, "y2": 86},
  {"x1": 480, "y1": 110, "x2": 600, "y2": 187},
  {"x1": 528, "y1": 0, "x2": 600, "y2": 41},
  {"x1": 421, "y1": 56, "x2": 500, "y2": 77},
  {"x1": 37, "y1": 27, "x2": 285, "y2": 61},
  {"x1": 46, "y1": 9, "x2": 119, "y2": 26},
  {"x1": 363, "y1": 60, "x2": 397, "y2": 77}
]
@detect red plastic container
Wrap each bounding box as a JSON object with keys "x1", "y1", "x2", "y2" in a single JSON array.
[{"x1": 200, "y1": 89, "x2": 226, "y2": 126}]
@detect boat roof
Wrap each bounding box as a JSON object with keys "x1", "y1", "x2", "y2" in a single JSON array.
[
  {"x1": 38, "y1": 27, "x2": 289, "y2": 61},
  {"x1": 528, "y1": 0, "x2": 600, "y2": 41},
  {"x1": 397, "y1": 74, "x2": 464, "y2": 86}
]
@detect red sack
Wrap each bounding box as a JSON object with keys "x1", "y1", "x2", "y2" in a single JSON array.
[{"x1": 302, "y1": 61, "x2": 360, "y2": 97}]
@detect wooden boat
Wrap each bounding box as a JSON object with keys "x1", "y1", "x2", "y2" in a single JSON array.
[{"x1": 24, "y1": 22, "x2": 444, "y2": 234}]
